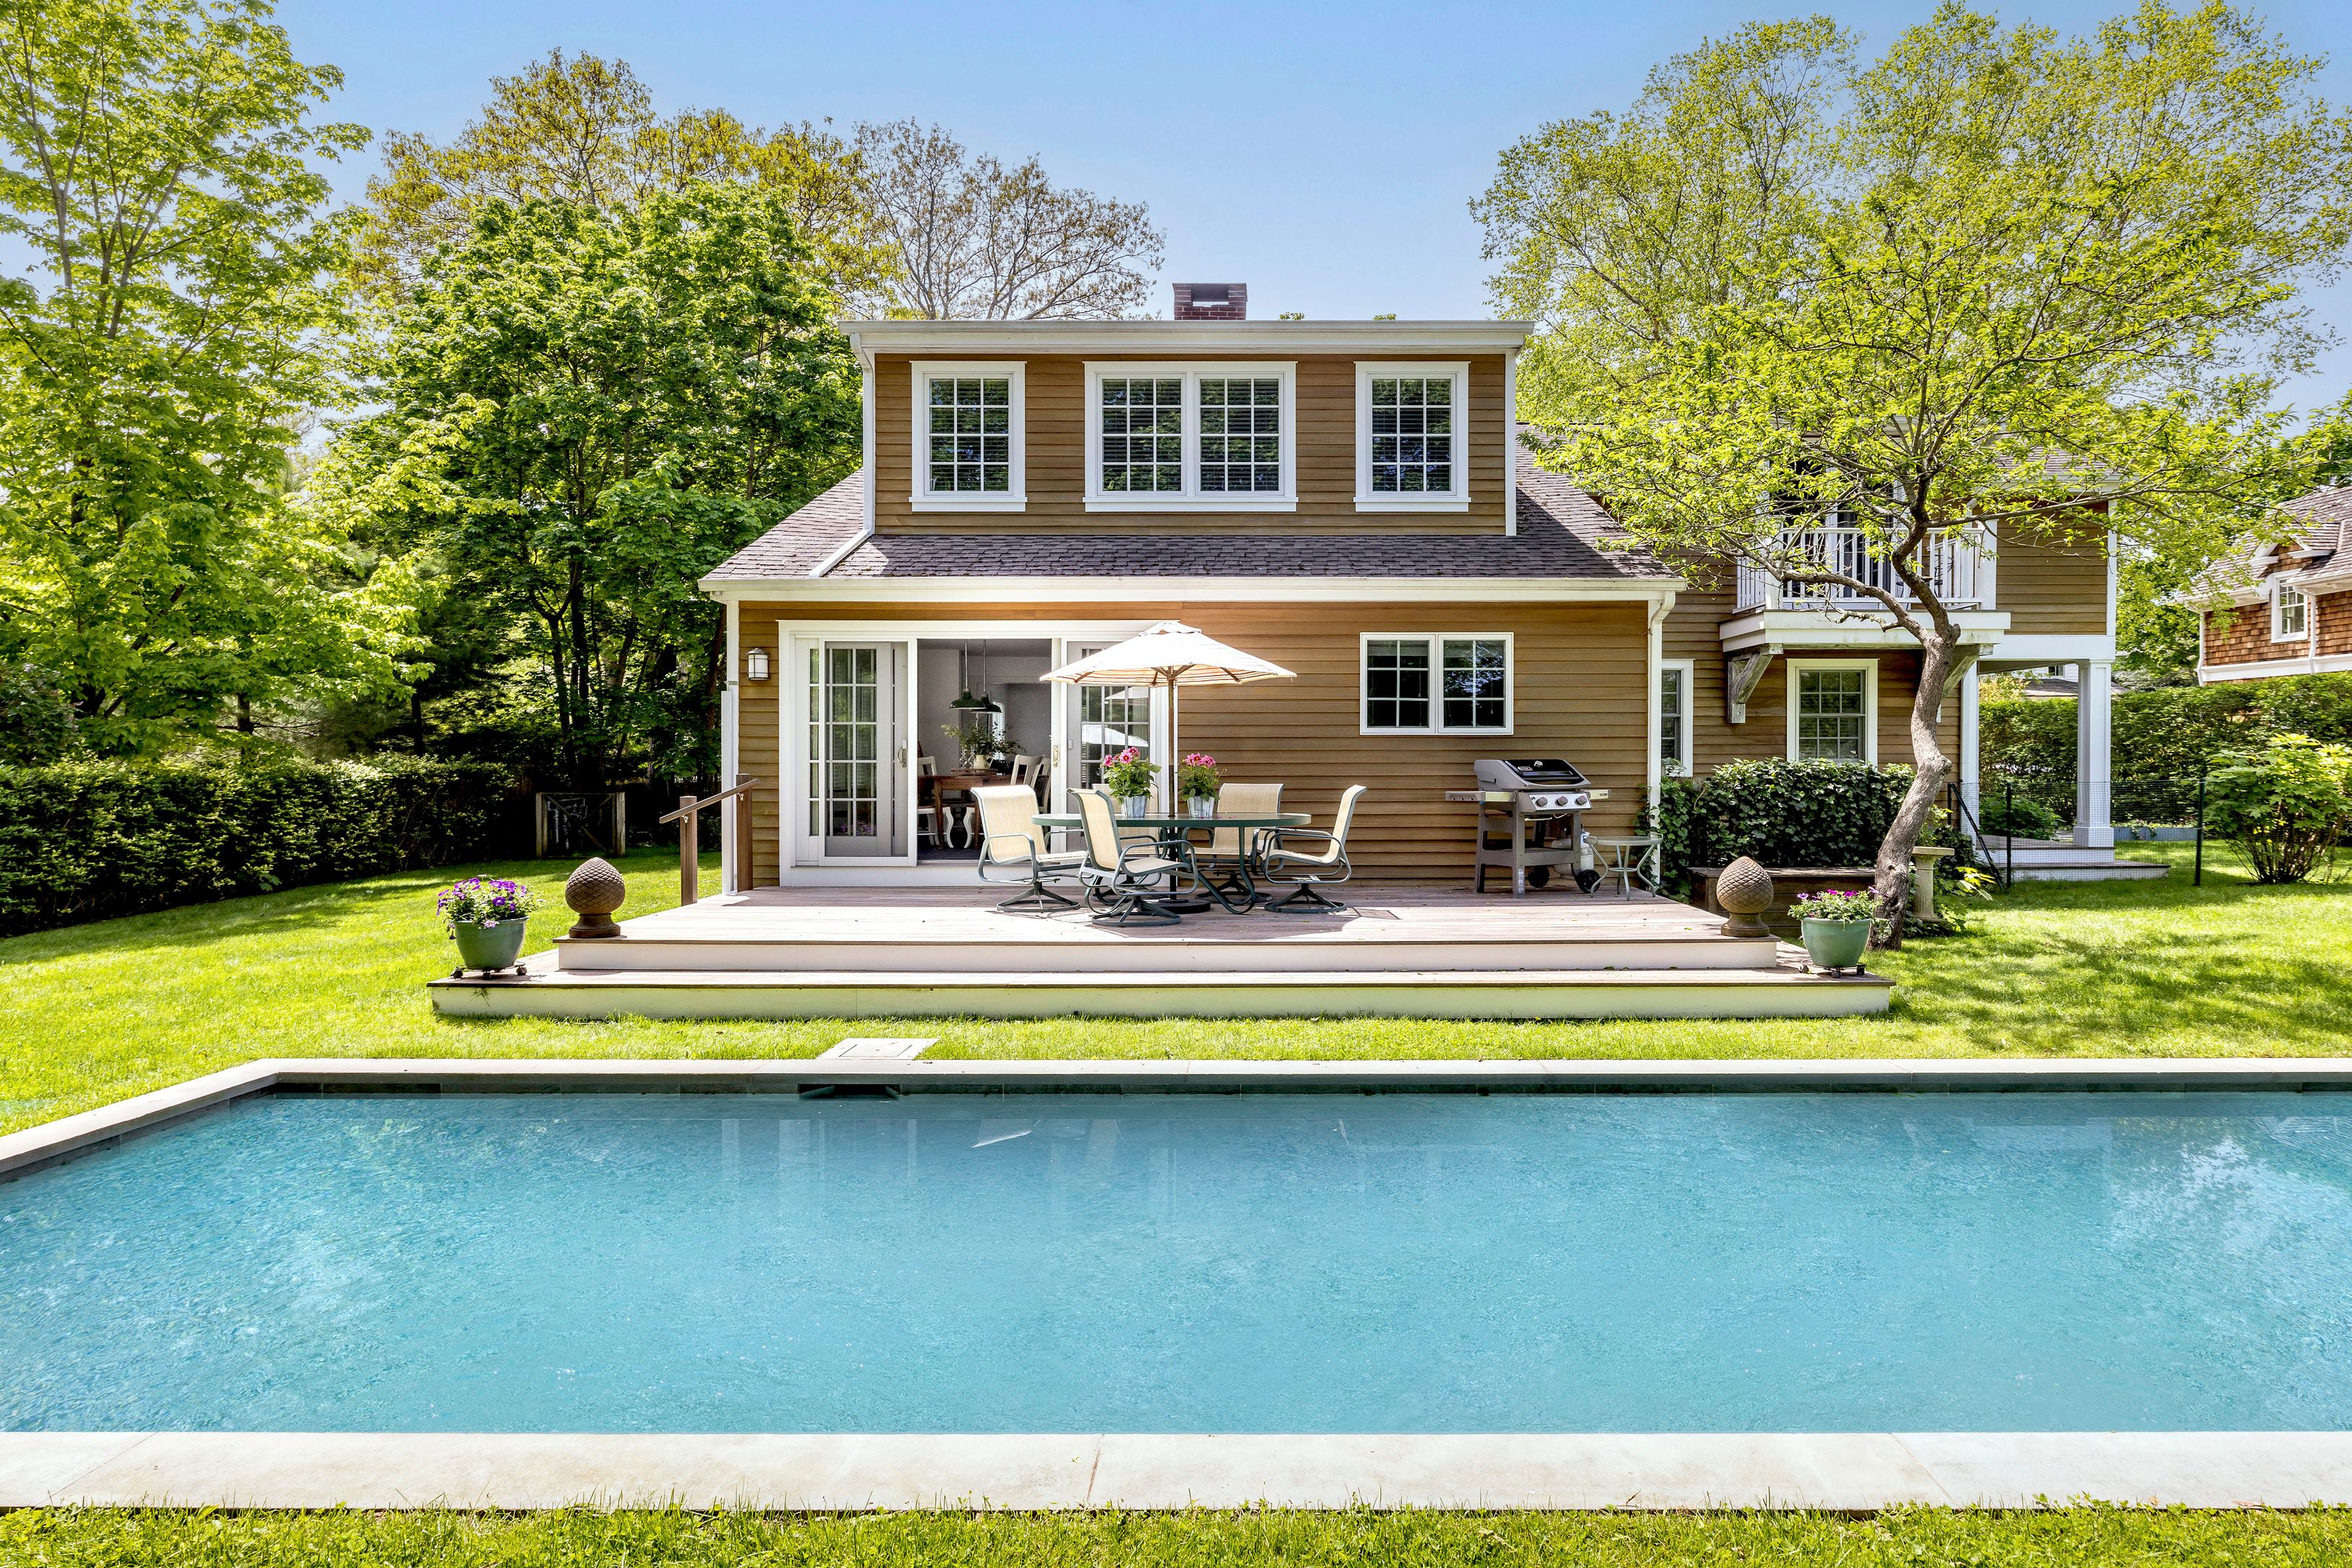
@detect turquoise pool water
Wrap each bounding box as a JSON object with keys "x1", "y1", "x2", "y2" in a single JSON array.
[{"x1": 4, "y1": 1090, "x2": 2351, "y2": 1433}]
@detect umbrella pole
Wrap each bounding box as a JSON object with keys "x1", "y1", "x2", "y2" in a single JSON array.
[{"x1": 1167, "y1": 674, "x2": 1181, "y2": 813}]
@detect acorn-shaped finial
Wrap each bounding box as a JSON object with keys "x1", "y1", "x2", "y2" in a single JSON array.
[
  {"x1": 564, "y1": 856, "x2": 627, "y2": 938},
  {"x1": 1716, "y1": 855, "x2": 1776, "y2": 940}
]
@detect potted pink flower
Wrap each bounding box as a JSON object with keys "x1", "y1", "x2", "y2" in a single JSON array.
[
  {"x1": 1100, "y1": 747, "x2": 1160, "y2": 817},
  {"x1": 1177, "y1": 752, "x2": 1223, "y2": 818},
  {"x1": 1790, "y1": 888, "x2": 1874, "y2": 974}
]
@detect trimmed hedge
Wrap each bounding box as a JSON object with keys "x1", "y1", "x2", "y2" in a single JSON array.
[
  {"x1": 0, "y1": 757, "x2": 516, "y2": 937},
  {"x1": 1651, "y1": 759, "x2": 1920, "y2": 890},
  {"x1": 1982, "y1": 673, "x2": 2352, "y2": 784}
]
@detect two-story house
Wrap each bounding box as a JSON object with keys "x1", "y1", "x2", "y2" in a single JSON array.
[
  {"x1": 2193, "y1": 486, "x2": 2352, "y2": 685},
  {"x1": 698, "y1": 286, "x2": 2126, "y2": 889}
]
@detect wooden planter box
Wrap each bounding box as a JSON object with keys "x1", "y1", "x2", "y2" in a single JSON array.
[{"x1": 1690, "y1": 865, "x2": 1878, "y2": 937}]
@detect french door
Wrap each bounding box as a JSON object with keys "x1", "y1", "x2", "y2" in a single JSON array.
[
  {"x1": 807, "y1": 641, "x2": 907, "y2": 859},
  {"x1": 1054, "y1": 639, "x2": 1165, "y2": 811}
]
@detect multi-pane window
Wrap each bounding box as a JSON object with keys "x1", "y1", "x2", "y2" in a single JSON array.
[
  {"x1": 1367, "y1": 376, "x2": 1453, "y2": 494},
  {"x1": 1659, "y1": 664, "x2": 1690, "y2": 775},
  {"x1": 1362, "y1": 635, "x2": 1511, "y2": 733},
  {"x1": 1097, "y1": 377, "x2": 1185, "y2": 494},
  {"x1": 1199, "y1": 377, "x2": 1282, "y2": 493},
  {"x1": 1086, "y1": 365, "x2": 1293, "y2": 505},
  {"x1": 2276, "y1": 582, "x2": 2309, "y2": 638},
  {"x1": 1793, "y1": 667, "x2": 1870, "y2": 762},
  {"x1": 1442, "y1": 638, "x2": 1507, "y2": 729},
  {"x1": 1363, "y1": 639, "x2": 1432, "y2": 729},
  {"x1": 926, "y1": 376, "x2": 1011, "y2": 493}
]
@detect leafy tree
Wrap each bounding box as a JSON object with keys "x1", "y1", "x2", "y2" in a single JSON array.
[
  {"x1": 318, "y1": 184, "x2": 859, "y2": 786},
  {"x1": 1478, "y1": 1, "x2": 2352, "y2": 940},
  {"x1": 2204, "y1": 733, "x2": 2352, "y2": 883},
  {"x1": 0, "y1": 0, "x2": 401, "y2": 754},
  {"x1": 351, "y1": 49, "x2": 887, "y2": 308},
  {"x1": 853, "y1": 119, "x2": 1165, "y2": 318}
]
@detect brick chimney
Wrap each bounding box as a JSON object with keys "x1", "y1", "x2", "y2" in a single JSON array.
[{"x1": 1173, "y1": 282, "x2": 1246, "y2": 321}]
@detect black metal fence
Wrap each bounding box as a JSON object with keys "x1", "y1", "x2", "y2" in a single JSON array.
[{"x1": 1964, "y1": 765, "x2": 2214, "y2": 888}]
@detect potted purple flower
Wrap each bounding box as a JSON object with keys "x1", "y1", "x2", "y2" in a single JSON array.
[
  {"x1": 438, "y1": 876, "x2": 543, "y2": 976},
  {"x1": 1790, "y1": 888, "x2": 1874, "y2": 974}
]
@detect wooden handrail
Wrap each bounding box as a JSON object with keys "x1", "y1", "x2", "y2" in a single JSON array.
[{"x1": 662, "y1": 778, "x2": 761, "y2": 906}]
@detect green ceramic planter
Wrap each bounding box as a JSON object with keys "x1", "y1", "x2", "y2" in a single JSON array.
[
  {"x1": 1800, "y1": 917, "x2": 1871, "y2": 973},
  {"x1": 451, "y1": 917, "x2": 528, "y2": 974}
]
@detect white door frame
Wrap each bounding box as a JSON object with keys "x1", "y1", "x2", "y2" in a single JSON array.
[{"x1": 781, "y1": 618, "x2": 1150, "y2": 870}]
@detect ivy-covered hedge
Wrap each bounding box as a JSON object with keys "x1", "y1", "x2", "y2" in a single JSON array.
[
  {"x1": 1650, "y1": 759, "x2": 1920, "y2": 890},
  {"x1": 0, "y1": 757, "x2": 517, "y2": 937}
]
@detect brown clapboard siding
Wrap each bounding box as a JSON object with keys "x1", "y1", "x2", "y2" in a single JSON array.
[
  {"x1": 738, "y1": 604, "x2": 786, "y2": 886},
  {"x1": 736, "y1": 598, "x2": 1648, "y2": 885},
  {"x1": 1996, "y1": 519, "x2": 2109, "y2": 636},
  {"x1": 872, "y1": 354, "x2": 1506, "y2": 535},
  {"x1": 1662, "y1": 579, "x2": 1961, "y2": 776}
]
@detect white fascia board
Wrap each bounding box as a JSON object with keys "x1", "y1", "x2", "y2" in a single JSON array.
[
  {"x1": 2201, "y1": 651, "x2": 2352, "y2": 682},
  {"x1": 1984, "y1": 632, "x2": 2119, "y2": 663},
  {"x1": 844, "y1": 320, "x2": 1533, "y2": 357},
  {"x1": 699, "y1": 574, "x2": 1683, "y2": 605},
  {"x1": 1719, "y1": 609, "x2": 2010, "y2": 653}
]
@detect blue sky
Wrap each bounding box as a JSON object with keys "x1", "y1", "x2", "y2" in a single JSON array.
[{"x1": 281, "y1": 0, "x2": 2352, "y2": 410}]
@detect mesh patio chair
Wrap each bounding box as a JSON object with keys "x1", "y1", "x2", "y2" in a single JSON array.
[
  {"x1": 1261, "y1": 785, "x2": 1367, "y2": 914},
  {"x1": 1194, "y1": 781, "x2": 1283, "y2": 904},
  {"x1": 973, "y1": 785, "x2": 1084, "y2": 912},
  {"x1": 1075, "y1": 788, "x2": 1194, "y2": 927}
]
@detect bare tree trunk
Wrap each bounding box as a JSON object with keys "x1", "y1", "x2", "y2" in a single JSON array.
[{"x1": 1872, "y1": 631, "x2": 1961, "y2": 948}]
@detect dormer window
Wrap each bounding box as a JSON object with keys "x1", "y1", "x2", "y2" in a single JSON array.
[
  {"x1": 912, "y1": 362, "x2": 1024, "y2": 511},
  {"x1": 1084, "y1": 362, "x2": 1295, "y2": 511},
  {"x1": 1355, "y1": 362, "x2": 1470, "y2": 511},
  {"x1": 2273, "y1": 581, "x2": 2308, "y2": 640}
]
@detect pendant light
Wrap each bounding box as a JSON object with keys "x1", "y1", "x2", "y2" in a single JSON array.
[{"x1": 949, "y1": 640, "x2": 1003, "y2": 713}]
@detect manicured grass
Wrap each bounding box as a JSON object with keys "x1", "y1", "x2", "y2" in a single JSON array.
[
  {"x1": 7, "y1": 1504, "x2": 2352, "y2": 1567},
  {"x1": 4, "y1": 843, "x2": 2347, "y2": 1137}
]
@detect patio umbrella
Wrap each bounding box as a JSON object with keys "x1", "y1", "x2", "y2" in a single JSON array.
[{"x1": 1042, "y1": 621, "x2": 1296, "y2": 806}]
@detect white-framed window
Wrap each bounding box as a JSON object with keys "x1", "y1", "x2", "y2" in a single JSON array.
[
  {"x1": 1359, "y1": 633, "x2": 1512, "y2": 734},
  {"x1": 1659, "y1": 659, "x2": 1694, "y2": 777},
  {"x1": 2273, "y1": 581, "x2": 2309, "y2": 640},
  {"x1": 1355, "y1": 361, "x2": 1470, "y2": 511},
  {"x1": 1787, "y1": 659, "x2": 1877, "y2": 764},
  {"x1": 1083, "y1": 362, "x2": 1295, "y2": 510},
  {"x1": 911, "y1": 362, "x2": 1024, "y2": 511}
]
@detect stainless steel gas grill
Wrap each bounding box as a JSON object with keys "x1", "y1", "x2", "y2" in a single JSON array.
[{"x1": 1445, "y1": 758, "x2": 1611, "y2": 896}]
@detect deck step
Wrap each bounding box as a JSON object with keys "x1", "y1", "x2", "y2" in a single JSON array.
[
  {"x1": 430, "y1": 961, "x2": 1890, "y2": 1022},
  {"x1": 551, "y1": 930, "x2": 1783, "y2": 975}
]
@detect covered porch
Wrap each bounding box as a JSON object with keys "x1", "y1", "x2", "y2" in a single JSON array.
[{"x1": 427, "y1": 884, "x2": 1891, "y2": 1021}]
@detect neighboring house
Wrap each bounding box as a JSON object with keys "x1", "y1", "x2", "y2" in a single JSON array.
[
  {"x1": 698, "y1": 287, "x2": 2124, "y2": 888},
  {"x1": 2193, "y1": 486, "x2": 2352, "y2": 684}
]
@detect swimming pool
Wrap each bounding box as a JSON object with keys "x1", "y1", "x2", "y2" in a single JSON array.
[{"x1": 5, "y1": 1088, "x2": 2350, "y2": 1434}]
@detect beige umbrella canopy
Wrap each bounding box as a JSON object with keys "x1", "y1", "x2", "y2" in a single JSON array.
[{"x1": 1043, "y1": 621, "x2": 1296, "y2": 803}]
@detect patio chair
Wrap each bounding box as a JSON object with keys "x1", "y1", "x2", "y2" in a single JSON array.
[
  {"x1": 1194, "y1": 782, "x2": 1282, "y2": 902},
  {"x1": 1261, "y1": 785, "x2": 1367, "y2": 914},
  {"x1": 915, "y1": 755, "x2": 941, "y2": 848},
  {"x1": 1075, "y1": 788, "x2": 1193, "y2": 927},
  {"x1": 974, "y1": 785, "x2": 1084, "y2": 912}
]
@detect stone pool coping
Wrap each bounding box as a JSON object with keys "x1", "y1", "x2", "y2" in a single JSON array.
[
  {"x1": 12, "y1": 1053, "x2": 2352, "y2": 1181},
  {"x1": 5, "y1": 1431, "x2": 2352, "y2": 1510},
  {"x1": 10, "y1": 1055, "x2": 2352, "y2": 1512}
]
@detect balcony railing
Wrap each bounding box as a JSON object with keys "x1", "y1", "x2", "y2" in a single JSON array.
[{"x1": 1734, "y1": 525, "x2": 1990, "y2": 612}]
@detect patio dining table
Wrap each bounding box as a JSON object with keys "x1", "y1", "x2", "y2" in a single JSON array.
[{"x1": 1033, "y1": 809, "x2": 1310, "y2": 914}]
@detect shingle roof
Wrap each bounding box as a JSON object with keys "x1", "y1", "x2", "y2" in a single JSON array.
[
  {"x1": 2185, "y1": 484, "x2": 2352, "y2": 601},
  {"x1": 2279, "y1": 485, "x2": 2351, "y2": 564},
  {"x1": 709, "y1": 445, "x2": 1672, "y2": 584}
]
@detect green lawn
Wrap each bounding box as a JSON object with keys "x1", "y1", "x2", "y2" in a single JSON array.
[
  {"x1": 4, "y1": 842, "x2": 2348, "y2": 1137},
  {"x1": 7, "y1": 1502, "x2": 2352, "y2": 1567}
]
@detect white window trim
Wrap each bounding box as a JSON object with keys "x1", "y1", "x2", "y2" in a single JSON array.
[
  {"x1": 1355, "y1": 360, "x2": 1472, "y2": 512},
  {"x1": 1659, "y1": 657, "x2": 1695, "y2": 778},
  {"x1": 910, "y1": 361, "x2": 1026, "y2": 512},
  {"x1": 1786, "y1": 657, "x2": 1878, "y2": 765},
  {"x1": 2272, "y1": 579, "x2": 2309, "y2": 641},
  {"x1": 1083, "y1": 361, "x2": 1297, "y2": 512},
  {"x1": 1357, "y1": 631, "x2": 1514, "y2": 736}
]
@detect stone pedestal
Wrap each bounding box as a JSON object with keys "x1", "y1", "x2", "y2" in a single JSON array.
[{"x1": 1909, "y1": 846, "x2": 1955, "y2": 921}]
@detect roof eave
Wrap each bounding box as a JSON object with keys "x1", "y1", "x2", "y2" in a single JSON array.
[
  {"x1": 699, "y1": 573, "x2": 1684, "y2": 603},
  {"x1": 842, "y1": 319, "x2": 1534, "y2": 356}
]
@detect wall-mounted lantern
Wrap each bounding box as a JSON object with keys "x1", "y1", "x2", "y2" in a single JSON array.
[{"x1": 743, "y1": 646, "x2": 771, "y2": 683}]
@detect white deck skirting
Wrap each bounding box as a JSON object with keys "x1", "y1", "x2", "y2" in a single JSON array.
[{"x1": 6, "y1": 1430, "x2": 2352, "y2": 1510}]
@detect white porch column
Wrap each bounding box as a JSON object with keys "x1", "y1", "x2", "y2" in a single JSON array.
[
  {"x1": 1958, "y1": 669, "x2": 1982, "y2": 842},
  {"x1": 2073, "y1": 660, "x2": 2113, "y2": 849}
]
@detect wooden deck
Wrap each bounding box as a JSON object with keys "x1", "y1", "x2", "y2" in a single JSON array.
[{"x1": 428, "y1": 883, "x2": 1891, "y2": 1021}]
